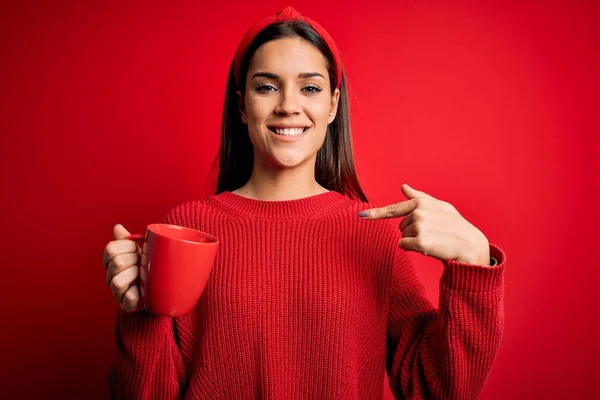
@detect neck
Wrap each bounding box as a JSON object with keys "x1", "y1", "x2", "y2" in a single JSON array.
[{"x1": 233, "y1": 155, "x2": 328, "y2": 201}]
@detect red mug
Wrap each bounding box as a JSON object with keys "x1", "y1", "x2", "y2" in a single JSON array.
[{"x1": 127, "y1": 223, "x2": 219, "y2": 317}]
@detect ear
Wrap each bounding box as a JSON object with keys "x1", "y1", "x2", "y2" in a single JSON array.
[
  {"x1": 328, "y1": 88, "x2": 341, "y2": 124},
  {"x1": 237, "y1": 90, "x2": 248, "y2": 124}
]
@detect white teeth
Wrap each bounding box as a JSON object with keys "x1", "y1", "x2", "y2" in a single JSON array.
[{"x1": 274, "y1": 128, "x2": 305, "y2": 136}]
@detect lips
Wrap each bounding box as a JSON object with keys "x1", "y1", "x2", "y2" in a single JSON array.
[
  {"x1": 267, "y1": 125, "x2": 310, "y2": 136},
  {"x1": 267, "y1": 124, "x2": 310, "y2": 140},
  {"x1": 272, "y1": 127, "x2": 305, "y2": 135}
]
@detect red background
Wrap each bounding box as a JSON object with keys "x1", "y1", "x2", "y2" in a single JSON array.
[{"x1": 1, "y1": 0, "x2": 598, "y2": 398}]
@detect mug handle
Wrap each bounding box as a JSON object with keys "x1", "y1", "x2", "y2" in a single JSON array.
[
  {"x1": 126, "y1": 233, "x2": 145, "y2": 302},
  {"x1": 127, "y1": 233, "x2": 145, "y2": 249}
]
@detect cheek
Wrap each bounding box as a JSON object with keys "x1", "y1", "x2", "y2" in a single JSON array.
[
  {"x1": 246, "y1": 103, "x2": 264, "y2": 124},
  {"x1": 245, "y1": 94, "x2": 275, "y2": 121},
  {"x1": 306, "y1": 100, "x2": 331, "y2": 127},
  {"x1": 244, "y1": 100, "x2": 270, "y2": 145}
]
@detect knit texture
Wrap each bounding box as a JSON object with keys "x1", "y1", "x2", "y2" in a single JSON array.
[{"x1": 109, "y1": 190, "x2": 506, "y2": 399}]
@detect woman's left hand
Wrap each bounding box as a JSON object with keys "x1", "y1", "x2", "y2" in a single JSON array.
[{"x1": 359, "y1": 183, "x2": 491, "y2": 266}]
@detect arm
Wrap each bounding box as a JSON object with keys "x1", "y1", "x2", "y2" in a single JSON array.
[
  {"x1": 386, "y1": 243, "x2": 506, "y2": 399},
  {"x1": 108, "y1": 211, "x2": 187, "y2": 399},
  {"x1": 109, "y1": 312, "x2": 186, "y2": 399}
]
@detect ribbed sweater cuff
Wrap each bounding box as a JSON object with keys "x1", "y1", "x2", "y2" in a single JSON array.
[
  {"x1": 117, "y1": 309, "x2": 171, "y2": 336},
  {"x1": 441, "y1": 243, "x2": 506, "y2": 292}
]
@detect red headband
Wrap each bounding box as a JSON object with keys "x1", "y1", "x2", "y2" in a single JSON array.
[{"x1": 233, "y1": 6, "x2": 343, "y2": 90}]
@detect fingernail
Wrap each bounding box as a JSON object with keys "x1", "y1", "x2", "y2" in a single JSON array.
[{"x1": 358, "y1": 211, "x2": 369, "y2": 217}]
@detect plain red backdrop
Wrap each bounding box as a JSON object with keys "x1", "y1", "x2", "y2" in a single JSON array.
[{"x1": 1, "y1": 0, "x2": 599, "y2": 398}]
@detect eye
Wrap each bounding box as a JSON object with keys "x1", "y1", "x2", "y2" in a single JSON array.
[
  {"x1": 255, "y1": 84, "x2": 277, "y2": 93},
  {"x1": 302, "y1": 84, "x2": 323, "y2": 94}
]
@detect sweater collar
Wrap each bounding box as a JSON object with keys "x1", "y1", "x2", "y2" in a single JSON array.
[{"x1": 207, "y1": 190, "x2": 350, "y2": 219}]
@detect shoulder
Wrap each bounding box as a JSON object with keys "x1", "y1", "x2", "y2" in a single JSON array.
[
  {"x1": 335, "y1": 195, "x2": 413, "y2": 286},
  {"x1": 162, "y1": 193, "x2": 226, "y2": 228},
  {"x1": 338, "y1": 195, "x2": 399, "y2": 233},
  {"x1": 333, "y1": 195, "x2": 403, "y2": 253}
]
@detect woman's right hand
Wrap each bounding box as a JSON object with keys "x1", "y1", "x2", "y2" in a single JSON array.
[{"x1": 103, "y1": 224, "x2": 143, "y2": 312}]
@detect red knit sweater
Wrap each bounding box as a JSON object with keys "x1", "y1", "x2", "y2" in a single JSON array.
[{"x1": 109, "y1": 190, "x2": 506, "y2": 400}]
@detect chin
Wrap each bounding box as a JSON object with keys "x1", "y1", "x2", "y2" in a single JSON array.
[
  {"x1": 266, "y1": 152, "x2": 313, "y2": 169},
  {"x1": 268, "y1": 158, "x2": 305, "y2": 169}
]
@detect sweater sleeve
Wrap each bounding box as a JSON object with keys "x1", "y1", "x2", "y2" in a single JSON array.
[
  {"x1": 108, "y1": 210, "x2": 188, "y2": 399},
  {"x1": 385, "y1": 243, "x2": 506, "y2": 400},
  {"x1": 108, "y1": 311, "x2": 186, "y2": 399}
]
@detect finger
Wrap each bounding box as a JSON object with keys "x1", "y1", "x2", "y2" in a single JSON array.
[
  {"x1": 113, "y1": 223, "x2": 131, "y2": 240},
  {"x1": 110, "y1": 265, "x2": 139, "y2": 304},
  {"x1": 400, "y1": 222, "x2": 419, "y2": 238},
  {"x1": 106, "y1": 252, "x2": 140, "y2": 286},
  {"x1": 399, "y1": 237, "x2": 422, "y2": 253},
  {"x1": 121, "y1": 285, "x2": 142, "y2": 313},
  {"x1": 359, "y1": 199, "x2": 417, "y2": 220},
  {"x1": 103, "y1": 239, "x2": 138, "y2": 269},
  {"x1": 399, "y1": 213, "x2": 415, "y2": 232}
]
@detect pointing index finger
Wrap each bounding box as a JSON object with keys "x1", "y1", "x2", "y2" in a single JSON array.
[{"x1": 358, "y1": 199, "x2": 416, "y2": 220}]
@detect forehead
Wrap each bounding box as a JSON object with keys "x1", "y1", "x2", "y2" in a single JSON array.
[{"x1": 249, "y1": 37, "x2": 328, "y2": 73}]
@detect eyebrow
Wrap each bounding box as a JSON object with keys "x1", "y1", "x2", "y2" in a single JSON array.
[{"x1": 251, "y1": 72, "x2": 325, "y2": 80}]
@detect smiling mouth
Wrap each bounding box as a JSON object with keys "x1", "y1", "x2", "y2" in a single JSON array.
[{"x1": 268, "y1": 127, "x2": 309, "y2": 137}]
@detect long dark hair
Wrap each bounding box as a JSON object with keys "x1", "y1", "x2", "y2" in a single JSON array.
[{"x1": 211, "y1": 20, "x2": 368, "y2": 202}]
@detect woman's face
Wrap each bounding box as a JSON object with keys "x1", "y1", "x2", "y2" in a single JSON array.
[{"x1": 239, "y1": 37, "x2": 340, "y2": 169}]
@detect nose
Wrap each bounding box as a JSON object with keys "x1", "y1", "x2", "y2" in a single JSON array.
[{"x1": 274, "y1": 85, "x2": 301, "y2": 115}]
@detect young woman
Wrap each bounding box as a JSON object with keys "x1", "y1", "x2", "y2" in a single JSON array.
[{"x1": 102, "y1": 6, "x2": 505, "y2": 400}]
